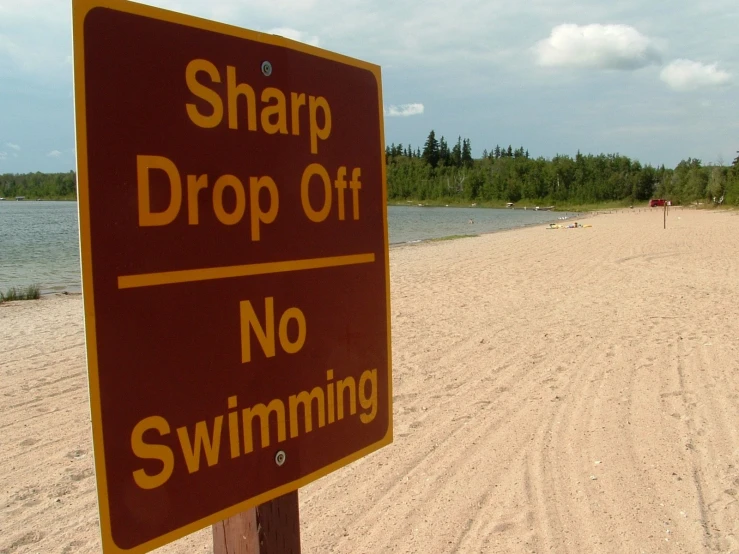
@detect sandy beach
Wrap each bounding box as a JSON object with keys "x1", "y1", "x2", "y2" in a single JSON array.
[{"x1": 2, "y1": 207, "x2": 739, "y2": 553}]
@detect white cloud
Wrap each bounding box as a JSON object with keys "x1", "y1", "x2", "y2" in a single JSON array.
[
  {"x1": 2, "y1": 0, "x2": 739, "y2": 172},
  {"x1": 265, "y1": 27, "x2": 319, "y2": 47},
  {"x1": 660, "y1": 59, "x2": 731, "y2": 91},
  {"x1": 534, "y1": 24, "x2": 661, "y2": 70},
  {"x1": 47, "y1": 150, "x2": 62, "y2": 158},
  {"x1": 0, "y1": 151, "x2": 7, "y2": 161},
  {"x1": 5, "y1": 142, "x2": 20, "y2": 150},
  {"x1": 384, "y1": 103, "x2": 424, "y2": 117}
]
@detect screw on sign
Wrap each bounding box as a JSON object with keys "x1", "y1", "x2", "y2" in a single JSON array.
[{"x1": 71, "y1": 1, "x2": 392, "y2": 552}]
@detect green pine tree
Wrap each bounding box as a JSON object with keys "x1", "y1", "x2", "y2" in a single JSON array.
[
  {"x1": 462, "y1": 138, "x2": 473, "y2": 167},
  {"x1": 439, "y1": 136, "x2": 450, "y2": 166},
  {"x1": 451, "y1": 136, "x2": 462, "y2": 167},
  {"x1": 422, "y1": 130, "x2": 440, "y2": 168}
]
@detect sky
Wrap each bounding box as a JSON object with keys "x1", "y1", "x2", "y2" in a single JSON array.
[{"x1": 0, "y1": 0, "x2": 737, "y2": 173}]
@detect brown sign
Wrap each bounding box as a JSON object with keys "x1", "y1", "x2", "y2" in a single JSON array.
[{"x1": 72, "y1": 0, "x2": 392, "y2": 551}]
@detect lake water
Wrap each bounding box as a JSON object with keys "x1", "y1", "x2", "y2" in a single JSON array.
[
  {"x1": 1, "y1": 202, "x2": 82, "y2": 294},
  {"x1": 387, "y1": 204, "x2": 568, "y2": 244},
  {"x1": 0, "y1": 201, "x2": 569, "y2": 293}
]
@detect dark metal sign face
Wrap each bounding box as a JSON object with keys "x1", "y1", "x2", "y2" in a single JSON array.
[{"x1": 73, "y1": 1, "x2": 392, "y2": 551}]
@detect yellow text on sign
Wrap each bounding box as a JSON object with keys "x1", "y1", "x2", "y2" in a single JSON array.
[
  {"x1": 135, "y1": 156, "x2": 363, "y2": 233},
  {"x1": 185, "y1": 59, "x2": 331, "y2": 155},
  {"x1": 240, "y1": 296, "x2": 307, "y2": 363}
]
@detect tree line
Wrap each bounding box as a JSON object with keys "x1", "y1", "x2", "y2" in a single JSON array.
[
  {"x1": 387, "y1": 130, "x2": 739, "y2": 206},
  {"x1": 0, "y1": 171, "x2": 76, "y2": 200},
  {"x1": 3, "y1": 135, "x2": 739, "y2": 206}
]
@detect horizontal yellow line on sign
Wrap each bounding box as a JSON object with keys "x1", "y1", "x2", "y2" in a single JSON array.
[{"x1": 117, "y1": 253, "x2": 376, "y2": 289}]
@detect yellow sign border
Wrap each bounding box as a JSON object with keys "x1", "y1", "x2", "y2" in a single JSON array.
[{"x1": 71, "y1": 0, "x2": 392, "y2": 551}]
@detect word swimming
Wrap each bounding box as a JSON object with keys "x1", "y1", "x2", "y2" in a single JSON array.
[{"x1": 130, "y1": 368, "x2": 378, "y2": 489}]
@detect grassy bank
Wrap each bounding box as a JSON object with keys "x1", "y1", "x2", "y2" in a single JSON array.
[
  {"x1": 389, "y1": 198, "x2": 508, "y2": 209},
  {"x1": 0, "y1": 285, "x2": 41, "y2": 303},
  {"x1": 0, "y1": 196, "x2": 76, "y2": 201},
  {"x1": 388, "y1": 198, "x2": 646, "y2": 212}
]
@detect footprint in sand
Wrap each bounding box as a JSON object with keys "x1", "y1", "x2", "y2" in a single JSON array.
[
  {"x1": 66, "y1": 449, "x2": 86, "y2": 460},
  {"x1": 5, "y1": 531, "x2": 44, "y2": 551},
  {"x1": 62, "y1": 540, "x2": 84, "y2": 554},
  {"x1": 492, "y1": 521, "x2": 516, "y2": 533},
  {"x1": 12, "y1": 485, "x2": 40, "y2": 503},
  {"x1": 69, "y1": 468, "x2": 94, "y2": 482}
]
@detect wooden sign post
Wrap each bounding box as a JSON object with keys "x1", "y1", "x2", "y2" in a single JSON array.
[
  {"x1": 213, "y1": 492, "x2": 300, "y2": 554},
  {"x1": 72, "y1": 1, "x2": 392, "y2": 552}
]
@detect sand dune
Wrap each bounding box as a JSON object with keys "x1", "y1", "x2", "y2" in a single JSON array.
[{"x1": 2, "y1": 207, "x2": 739, "y2": 553}]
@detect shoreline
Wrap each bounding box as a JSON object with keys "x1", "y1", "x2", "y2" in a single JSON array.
[
  {"x1": 388, "y1": 209, "x2": 598, "y2": 248},
  {"x1": 0, "y1": 205, "x2": 679, "y2": 297},
  {"x1": 8, "y1": 209, "x2": 590, "y2": 294},
  {"x1": 12, "y1": 205, "x2": 692, "y2": 295}
]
